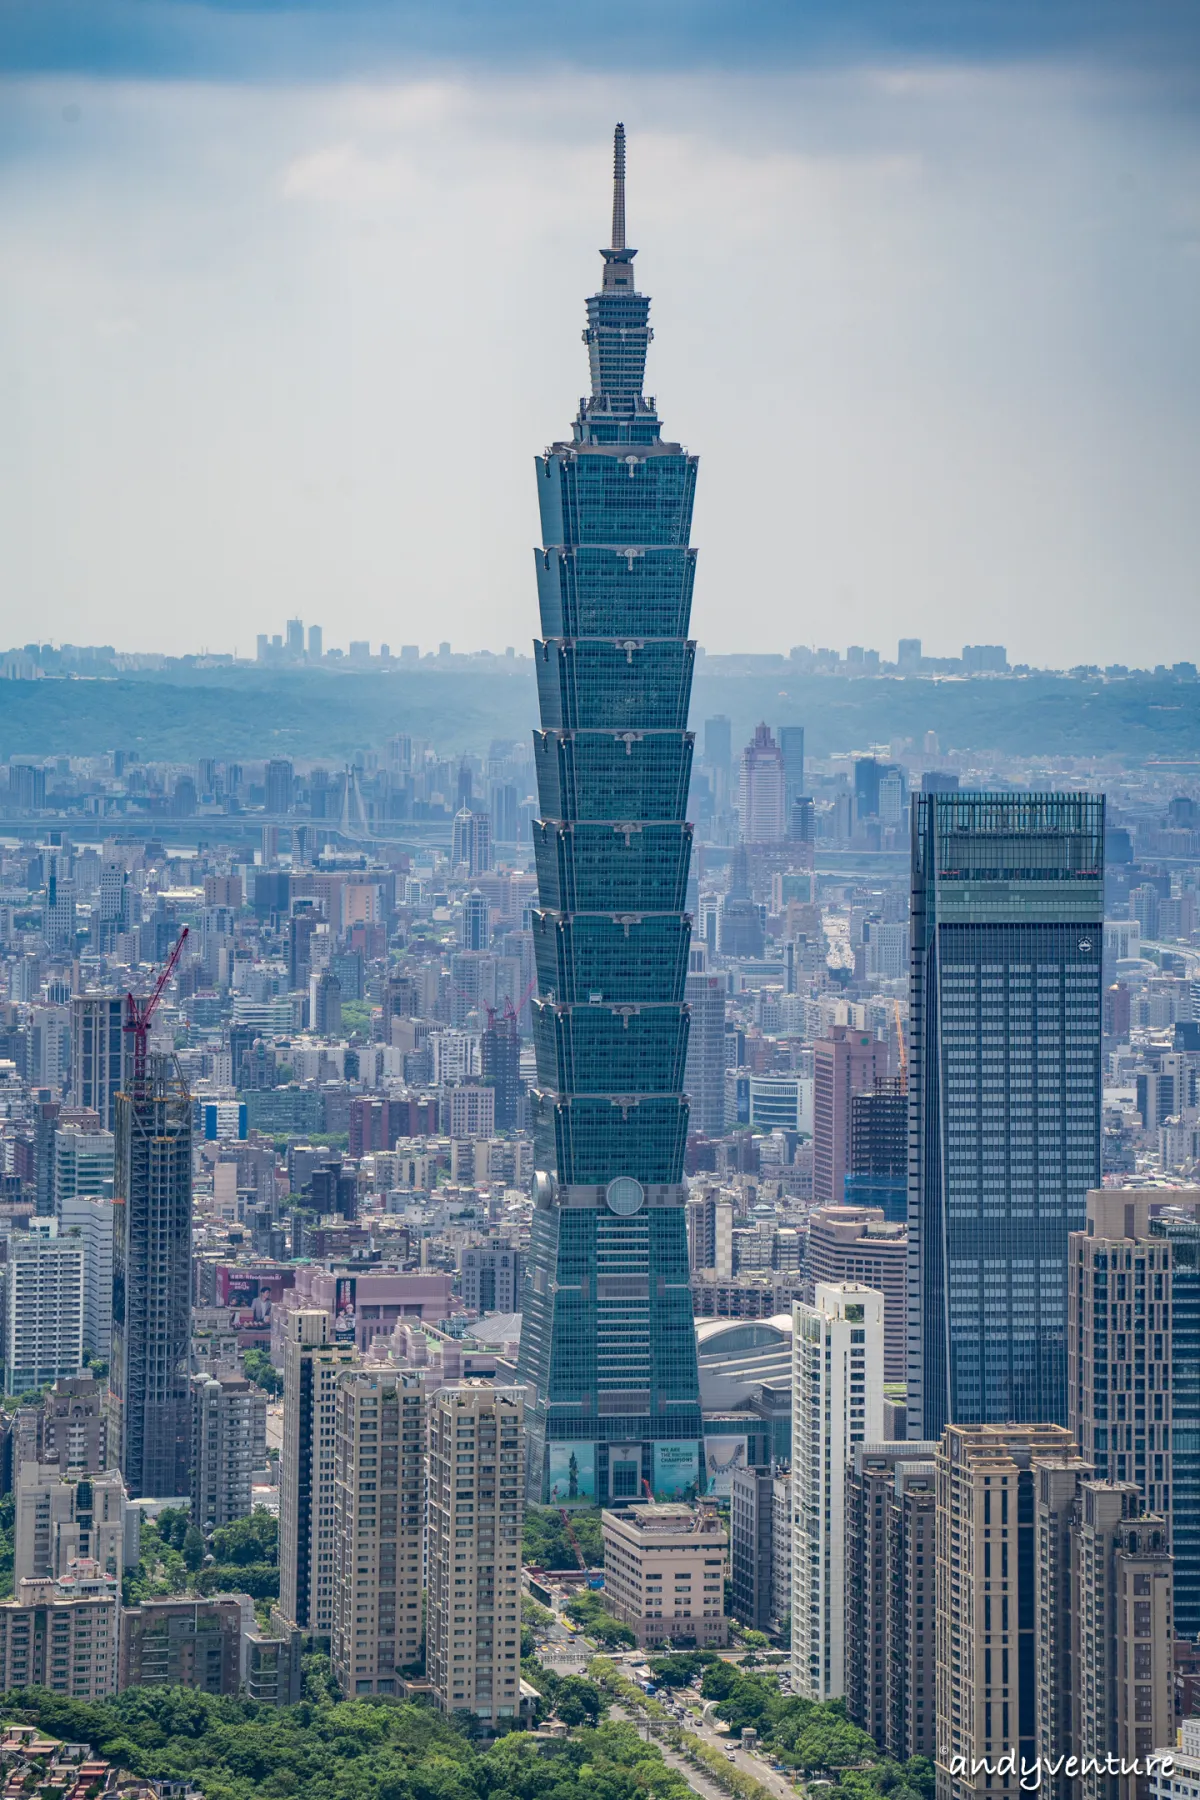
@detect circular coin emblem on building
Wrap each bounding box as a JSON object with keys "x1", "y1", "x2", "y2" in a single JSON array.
[{"x1": 606, "y1": 1176, "x2": 645, "y2": 1216}]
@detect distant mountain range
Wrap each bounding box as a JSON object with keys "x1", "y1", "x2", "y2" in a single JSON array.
[{"x1": 0, "y1": 664, "x2": 1195, "y2": 764}]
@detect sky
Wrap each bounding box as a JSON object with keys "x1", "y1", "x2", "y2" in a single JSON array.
[{"x1": 0, "y1": 1, "x2": 1198, "y2": 665}]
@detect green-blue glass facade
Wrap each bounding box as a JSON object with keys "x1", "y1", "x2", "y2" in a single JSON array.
[
  {"x1": 908, "y1": 793, "x2": 1105, "y2": 1439},
  {"x1": 517, "y1": 127, "x2": 703, "y2": 1505}
]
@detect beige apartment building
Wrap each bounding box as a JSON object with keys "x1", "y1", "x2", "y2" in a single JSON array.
[
  {"x1": 330, "y1": 1367, "x2": 426, "y2": 1697},
  {"x1": 0, "y1": 1561, "x2": 118, "y2": 1698},
  {"x1": 426, "y1": 1383, "x2": 524, "y2": 1723},
  {"x1": 937, "y1": 1423, "x2": 1077, "y2": 1800},
  {"x1": 601, "y1": 1501, "x2": 728, "y2": 1648},
  {"x1": 278, "y1": 1309, "x2": 359, "y2": 1632},
  {"x1": 936, "y1": 1423, "x2": 1174, "y2": 1800},
  {"x1": 1035, "y1": 1465, "x2": 1173, "y2": 1800}
]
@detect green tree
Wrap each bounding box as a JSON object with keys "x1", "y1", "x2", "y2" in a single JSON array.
[
  {"x1": 242, "y1": 1350, "x2": 283, "y2": 1397},
  {"x1": 0, "y1": 1490, "x2": 15, "y2": 1599},
  {"x1": 563, "y1": 1591, "x2": 637, "y2": 1647},
  {"x1": 182, "y1": 1526, "x2": 206, "y2": 1572},
  {"x1": 154, "y1": 1508, "x2": 190, "y2": 1553},
  {"x1": 648, "y1": 1651, "x2": 719, "y2": 1687},
  {"x1": 791, "y1": 1715, "x2": 877, "y2": 1773},
  {"x1": 210, "y1": 1508, "x2": 278, "y2": 1566},
  {"x1": 521, "y1": 1506, "x2": 604, "y2": 1569},
  {"x1": 194, "y1": 1562, "x2": 279, "y2": 1600},
  {"x1": 700, "y1": 1661, "x2": 745, "y2": 1702},
  {"x1": 552, "y1": 1678, "x2": 604, "y2": 1726}
]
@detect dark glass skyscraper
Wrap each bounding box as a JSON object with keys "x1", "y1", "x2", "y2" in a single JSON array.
[
  {"x1": 907, "y1": 793, "x2": 1104, "y2": 1439},
  {"x1": 517, "y1": 125, "x2": 703, "y2": 1506}
]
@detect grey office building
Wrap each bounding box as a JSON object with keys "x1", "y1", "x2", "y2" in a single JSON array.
[
  {"x1": 907, "y1": 793, "x2": 1104, "y2": 1438},
  {"x1": 685, "y1": 970, "x2": 727, "y2": 1136},
  {"x1": 777, "y1": 725, "x2": 805, "y2": 808},
  {"x1": 71, "y1": 995, "x2": 125, "y2": 1130}
]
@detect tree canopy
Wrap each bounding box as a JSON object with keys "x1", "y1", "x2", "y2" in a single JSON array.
[
  {"x1": 521, "y1": 1509, "x2": 604, "y2": 1572},
  {"x1": 0, "y1": 1691, "x2": 696, "y2": 1800},
  {"x1": 697, "y1": 1666, "x2": 934, "y2": 1796}
]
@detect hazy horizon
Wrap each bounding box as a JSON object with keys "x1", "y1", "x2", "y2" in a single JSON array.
[{"x1": 1, "y1": 2, "x2": 1198, "y2": 666}]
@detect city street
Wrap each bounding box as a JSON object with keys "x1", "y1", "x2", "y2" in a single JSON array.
[{"x1": 603, "y1": 1690, "x2": 801, "y2": 1800}]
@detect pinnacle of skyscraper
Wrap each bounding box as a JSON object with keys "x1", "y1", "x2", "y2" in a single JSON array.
[
  {"x1": 599, "y1": 120, "x2": 640, "y2": 300},
  {"x1": 610, "y1": 120, "x2": 627, "y2": 252},
  {"x1": 517, "y1": 124, "x2": 703, "y2": 1506}
]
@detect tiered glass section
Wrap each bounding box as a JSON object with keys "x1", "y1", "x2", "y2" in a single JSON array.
[{"x1": 518, "y1": 126, "x2": 704, "y2": 1506}]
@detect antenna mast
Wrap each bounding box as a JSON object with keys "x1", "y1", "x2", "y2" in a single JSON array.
[{"x1": 611, "y1": 121, "x2": 626, "y2": 252}]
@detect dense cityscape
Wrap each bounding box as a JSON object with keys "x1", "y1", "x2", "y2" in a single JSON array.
[{"x1": 0, "y1": 117, "x2": 1197, "y2": 1800}]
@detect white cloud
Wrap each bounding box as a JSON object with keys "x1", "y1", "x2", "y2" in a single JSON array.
[{"x1": 0, "y1": 64, "x2": 1197, "y2": 663}]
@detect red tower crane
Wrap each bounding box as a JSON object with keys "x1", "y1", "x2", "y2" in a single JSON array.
[
  {"x1": 124, "y1": 926, "x2": 189, "y2": 1093},
  {"x1": 559, "y1": 1508, "x2": 588, "y2": 1571}
]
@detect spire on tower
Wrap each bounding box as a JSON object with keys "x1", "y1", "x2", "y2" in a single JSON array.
[{"x1": 611, "y1": 121, "x2": 626, "y2": 252}]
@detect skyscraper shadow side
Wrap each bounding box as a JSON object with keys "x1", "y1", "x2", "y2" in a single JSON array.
[{"x1": 517, "y1": 125, "x2": 704, "y2": 1507}]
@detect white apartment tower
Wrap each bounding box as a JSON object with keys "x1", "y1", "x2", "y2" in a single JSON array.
[
  {"x1": 426, "y1": 1383, "x2": 524, "y2": 1723},
  {"x1": 2, "y1": 1233, "x2": 84, "y2": 1397},
  {"x1": 330, "y1": 1368, "x2": 426, "y2": 1697},
  {"x1": 278, "y1": 1309, "x2": 359, "y2": 1632},
  {"x1": 792, "y1": 1281, "x2": 885, "y2": 1700},
  {"x1": 57, "y1": 1197, "x2": 114, "y2": 1361}
]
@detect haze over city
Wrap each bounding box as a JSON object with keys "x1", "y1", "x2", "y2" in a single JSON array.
[
  {"x1": 0, "y1": 8, "x2": 1199, "y2": 1800},
  {"x1": 1, "y1": 0, "x2": 1198, "y2": 663}
]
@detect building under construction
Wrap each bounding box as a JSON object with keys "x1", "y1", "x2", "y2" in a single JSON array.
[
  {"x1": 111, "y1": 1051, "x2": 193, "y2": 1498},
  {"x1": 111, "y1": 937, "x2": 194, "y2": 1499}
]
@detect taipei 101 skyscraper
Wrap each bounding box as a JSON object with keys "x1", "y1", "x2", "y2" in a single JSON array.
[{"x1": 518, "y1": 125, "x2": 704, "y2": 1506}]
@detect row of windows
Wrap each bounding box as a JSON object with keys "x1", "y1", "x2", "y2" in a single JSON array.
[
  {"x1": 534, "y1": 728, "x2": 693, "y2": 822},
  {"x1": 533, "y1": 1000, "x2": 688, "y2": 1093},
  {"x1": 534, "y1": 819, "x2": 692, "y2": 912},
  {"x1": 539, "y1": 450, "x2": 697, "y2": 551},
  {"x1": 549, "y1": 1094, "x2": 689, "y2": 1186},
  {"x1": 535, "y1": 545, "x2": 695, "y2": 640},
  {"x1": 532, "y1": 910, "x2": 689, "y2": 1005},
  {"x1": 536, "y1": 640, "x2": 693, "y2": 732}
]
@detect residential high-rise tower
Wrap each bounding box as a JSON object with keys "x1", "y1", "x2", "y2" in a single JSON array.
[
  {"x1": 330, "y1": 1367, "x2": 426, "y2": 1697},
  {"x1": 278, "y1": 1310, "x2": 359, "y2": 1633},
  {"x1": 792, "y1": 1282, "x2": 885, "y2": 1700},
  {"x1": 426, "y1": 1383, "x2": 524, "y2": 1723},
  {"x1": 518, "y1": 124, "x2": 703, "y2": 1505}
]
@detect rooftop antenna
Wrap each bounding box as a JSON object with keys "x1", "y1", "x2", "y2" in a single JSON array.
[{"x1": 611, "y1": 121, "x2": 626, "y2": 252}]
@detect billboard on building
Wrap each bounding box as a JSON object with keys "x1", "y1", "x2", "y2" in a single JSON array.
[
  {"x1": 216, "y1": 1267, "x2": 295, "y2": 1338},
  {"x1": 704, "y1": 1434, "x2": 749, "y2": 1498},
  {"x1": 334, "y1": 1275, "x2": 357, "y2": 1342},
  {"x1": 653, "y1": 1439, "x2": 701, "y2": 1499},
  {"x1": 548, "y1": 1442, "x2": 596, "y2": 1505}
]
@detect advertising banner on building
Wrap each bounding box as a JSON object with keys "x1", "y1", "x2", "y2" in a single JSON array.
[
  {"x1": 334, "y1": 1275, "x2": 357, "y2": 1342},
  {"x1": 216, "y1": 1267, "x2": 295, "y2": 1340},
  {"x1": 548, "y1": 1442, "x2": 596, "y2": 1505},
  {"x1": 653, "y1": 1439, "x2": 701, "y2": 1499},
  {"x1": 704, "y1": 1434, "x2": 749, "y2": 1497}
]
